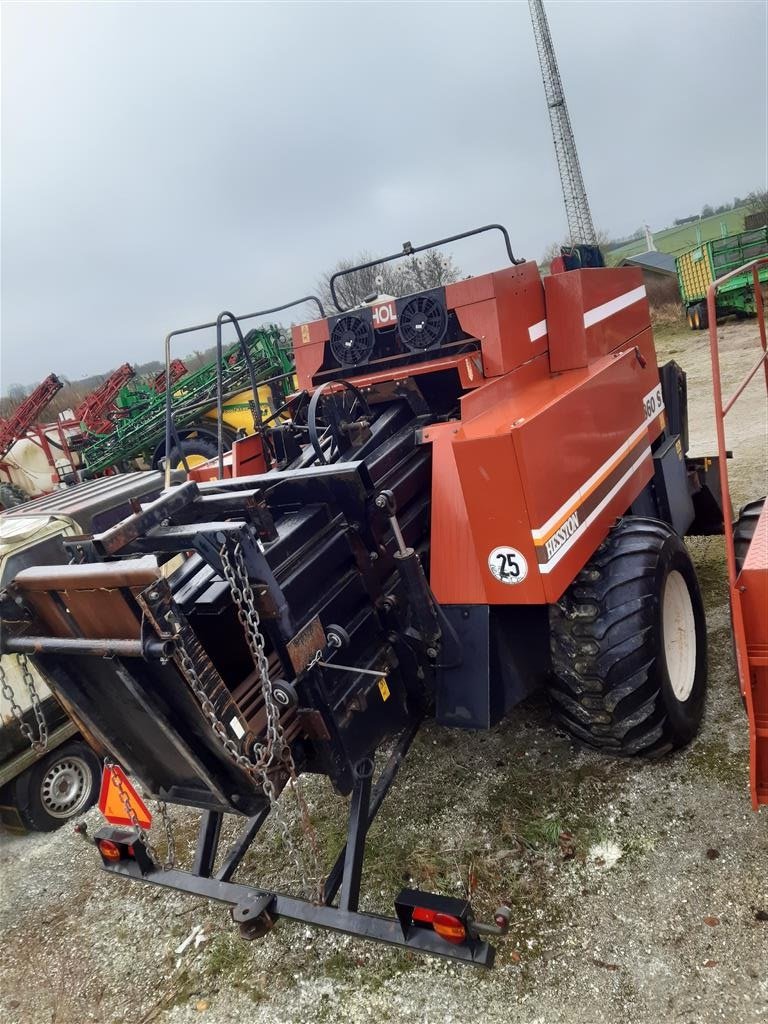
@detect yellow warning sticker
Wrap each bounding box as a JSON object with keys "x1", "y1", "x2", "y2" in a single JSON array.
[{"x1": 378, "y1": 678, "x2": 390, "y2": 701}]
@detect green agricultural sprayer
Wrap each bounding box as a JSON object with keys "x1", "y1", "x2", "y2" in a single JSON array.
[{"x1": 77, "y1": 327, "x2": 293, "y2": 476}]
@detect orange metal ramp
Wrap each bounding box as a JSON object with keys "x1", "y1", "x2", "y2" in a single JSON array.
[
  {"x1": 706, "y1": 255, "x2": 768, "y2": 809},
  {"x1": 738, "y1": 502, "x2": 768, "y2": 807}
]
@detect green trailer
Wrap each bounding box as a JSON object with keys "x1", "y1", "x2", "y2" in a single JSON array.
[
  {"x1": 77, "y1": 326, "x2": 294, "y2": 476},
  {"x1": 676, "y1": 226, "x2": 768, "y2": 330}
]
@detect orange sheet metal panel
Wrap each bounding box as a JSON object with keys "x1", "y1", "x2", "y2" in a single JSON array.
[
  {"x1": 424, "y1": 421, "x2": 488, "y2": 604},
  {"x1": 545, "y1": 267, "x2": 650, "y2": 372},
  {"x1": 292, "y1": 317, "x2": 330, "y2": 391},
  {"x1": 447, "y1": 263, "x2": 549, "y2": 377},
  {"x1": 427, "y1": 341, "x2": 661, "y2": 606},
  {"x1": 328, "y1": 354, "x2": 483, "y2": 394},
  {"x1": 441, "y1": 429, "x2": 545, "y2": 604},
  {"x1": 738, "y1": 503, "x2": 768, "y2": 806},
  {"x1": 511, "y1": 349, "x2": 655, "y2": 603}
]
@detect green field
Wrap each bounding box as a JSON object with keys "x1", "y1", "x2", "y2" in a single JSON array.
[{"x1": 605, "y1": 205, "x2": 751, "y2": 266}]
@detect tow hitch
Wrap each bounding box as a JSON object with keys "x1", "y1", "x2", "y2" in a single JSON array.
[{"x1": 89, "y1": 723, "x2": 509, "y2": 967}]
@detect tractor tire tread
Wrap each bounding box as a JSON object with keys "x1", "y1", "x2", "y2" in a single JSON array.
[{"x1": 548, "y1": 516, "x2": 706, "y2": 757}]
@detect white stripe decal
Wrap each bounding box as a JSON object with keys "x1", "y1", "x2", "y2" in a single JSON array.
[
  {"x1": 539, "y1": 447, "x2": 651, "y2": 573},
  {"x1": 583, "y1": 285, "x2": 647, "y2": 329},
  {"x1": 528, "y1": 318, "x2": 548, "y2": 342},
  {"x1": 531, "y1": 420, "x2": 649, "y2": 541}
]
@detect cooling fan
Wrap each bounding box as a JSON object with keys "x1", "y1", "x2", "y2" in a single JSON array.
[
  {"x1": 329, "y1": 315, "x2": 375, "y2": 367},
  {"x1": 397, "y1": 293, "x2": 448, "y2": 351}
]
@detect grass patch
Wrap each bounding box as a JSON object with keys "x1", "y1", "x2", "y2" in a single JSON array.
[
  {"x1": 205, "y1": 930, "x2": 253, "y2": 978},
  {"x1": 684, "y1": 736, "x2": 747, "y2": 787},
  {"x1": 686, "y1": 535, "x2": 728, "y2": 610},
  {"x1": 521, "y1": 814, "x2": 566, "y2": 848}
]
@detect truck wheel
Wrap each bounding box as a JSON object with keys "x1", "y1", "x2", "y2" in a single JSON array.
[
  {"x1": 734, "y1": 497, "x2": 764, "y2": 573},
  {"x1": 12, "y1": 741, "x2": 101, "y2": 831},
  {"x1": 687, "y1": 309, "x2": 696, "y2": 330},
  {"x1": 696, "y1": 302, "x2": 709, "y2": 330},
  {"x1": 0, "y1": 482, "x2": 27, "y2": 510},
  {"x1": 548, "y1": 517, "x2": 707, "y2": 757}
]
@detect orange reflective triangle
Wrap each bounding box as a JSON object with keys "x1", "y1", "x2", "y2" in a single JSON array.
[{"x1": 98, "y1": 764, "x2": 152, "y2": 829}]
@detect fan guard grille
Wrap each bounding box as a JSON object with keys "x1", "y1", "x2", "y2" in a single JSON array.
[
  {"x1": 398, "y1": 295, "x2": 447, "y2": 351},
  {"x1": 329, "y1": 316, "x2": 375, "y2": 367}
]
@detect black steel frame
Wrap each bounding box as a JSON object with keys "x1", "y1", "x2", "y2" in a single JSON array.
[
  {"x1": 95, "y1": 721, "x2": 495, "y2": 967},
  {"x1": 162, "y1": 295, "x2": 325, "y2": 487},
  {"x1": 329, "y1": 224, "x2": 524, "y2": 311}
]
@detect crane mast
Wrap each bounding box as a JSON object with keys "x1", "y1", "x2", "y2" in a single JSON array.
[{"x1": 529, "y1": 0, "x2": 597, "y2": 246}]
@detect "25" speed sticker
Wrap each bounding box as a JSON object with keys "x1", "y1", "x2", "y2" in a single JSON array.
[{"x1": 488, "y1": 546, "x2": 528, "y2": 584}]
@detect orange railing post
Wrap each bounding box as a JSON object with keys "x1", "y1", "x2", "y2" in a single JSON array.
[{"x1": 707, "y1": 256, "x2": 768, "y2": 809}]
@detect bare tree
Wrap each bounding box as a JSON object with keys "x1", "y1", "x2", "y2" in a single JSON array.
[
  {"x1": 746, "y1": 188, "x2": 768, "y2": 219},
  {"x1": 397, "y1": 251, "x2": 460, "y2": 294},
  {"x1": 317, "y1": 252, "x2": 402, "y2": 312},
  {"x1": 317, "y1": 250, "x2": 461, "y2": 311}
]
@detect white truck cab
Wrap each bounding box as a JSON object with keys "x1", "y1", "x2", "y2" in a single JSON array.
[{"x1": 0, "y1": 472, "x2": 171, "y2": 831}]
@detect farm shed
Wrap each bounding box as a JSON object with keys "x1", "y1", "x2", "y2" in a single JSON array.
[{"x1": 619, "y1": 250, "x2": 680, "y2": 306}]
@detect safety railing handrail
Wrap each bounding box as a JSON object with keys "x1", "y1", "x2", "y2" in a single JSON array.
[
  {"x1": 707, "y1": 256, "x2": 768, "y2": 421},
  {"x1": 706, "y1": 255, "x2": 767, "y2": 751},
  {"x1": 162, "y1": 296, "x2": 324, "y2": 486},
  {"x1": 706, "y1": 255, "x2": 768, "y2": 516}
]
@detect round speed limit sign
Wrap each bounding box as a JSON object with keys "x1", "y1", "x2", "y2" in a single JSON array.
[{"x1": 488, "y1": 546, "x2": 528, "y2": 584}]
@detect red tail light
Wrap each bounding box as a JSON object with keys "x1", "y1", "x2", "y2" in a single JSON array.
[
  {"x1": 412, "y1": 906, "x2": 467, "y2": 945},
  {"x1": 97, "y1": 839, "x2": 123, "y2": 861},
  {"x1": 97, "y1": 838, "x2": 134, "y2": 862}
]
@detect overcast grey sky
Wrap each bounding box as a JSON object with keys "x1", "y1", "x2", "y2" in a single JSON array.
[{"x1": 2, "y1": 0, "x2": 766, "y2": 389}]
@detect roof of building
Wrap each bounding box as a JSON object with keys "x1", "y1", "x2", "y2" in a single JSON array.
[{"x1": 619, "y1": 250, "x2": 677, "y2": 275}]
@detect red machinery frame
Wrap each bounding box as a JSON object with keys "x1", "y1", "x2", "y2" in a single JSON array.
[
  {"x1": 293, "y1": 263, "x2": 666, "y2": 609},
  {"x1": 707, "y1": 257, "x2": 768, "y2": 808},
  {"x1": 72, "y1": 363, "x2": 135, "y2": 435},
  {"x1": 0, "y1": 373, "x2": 62, "y2": 462}
]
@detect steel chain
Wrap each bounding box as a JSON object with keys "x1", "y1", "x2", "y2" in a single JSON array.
[
  {"x1": 219, "y1": 537, "x2": 324, "y2": 897},
  {"x1": 168, "y1": 537, "x2": 323, "y2": 897},
  {"x1": 104, "y1": 759, "x2": 175, "y2": 870},
  {"x1": 0, "y1": 654, "x2": 48, "y2": 753},
  {"x1": 173, "y1": 613, "x2": 314, "y2": 894}
]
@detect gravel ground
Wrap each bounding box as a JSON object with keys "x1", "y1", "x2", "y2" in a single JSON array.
[{"x1": 1, "y1": 319, "x2": 766, "y2": 1024}]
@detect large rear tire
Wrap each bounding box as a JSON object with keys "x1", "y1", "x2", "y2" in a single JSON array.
[{"x1": 548, "y1": 517, "x2": 707, "y2": 756}]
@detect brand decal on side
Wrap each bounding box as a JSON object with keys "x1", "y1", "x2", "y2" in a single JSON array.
[
  {"x1": 641, "y1": 383, "x2": 665, "y2": 423},
  {"x1": 544, "y1": 511, "x2": 580, "y2": 562},
  {"x1": 531, "y1": 422, "x2": 653, "y2": 573},
  {"x1": 488, "y1": 546, "x2": 528, "y2": 584},
  {"x1": 372, "y1": 301, "x2": 397, "y2": 327}
]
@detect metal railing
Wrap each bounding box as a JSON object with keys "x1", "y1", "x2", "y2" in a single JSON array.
[
  {"x1": 706, "y1": 257, "x2": 767, "y2": 761},
  {"x1": 162, "y1": 296, "x2": 324, "y2": 486}
]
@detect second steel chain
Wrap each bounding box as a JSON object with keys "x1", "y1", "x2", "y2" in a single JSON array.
[
  {"x1": 173, "y1": 637, "x2": 310, "y2": 890},
  {"x1": 0, "y1": 654, "x2": 48, "y2": 753},
  {"x1": 219, "y1": 536, "x2": 323, "y2": 898}
]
